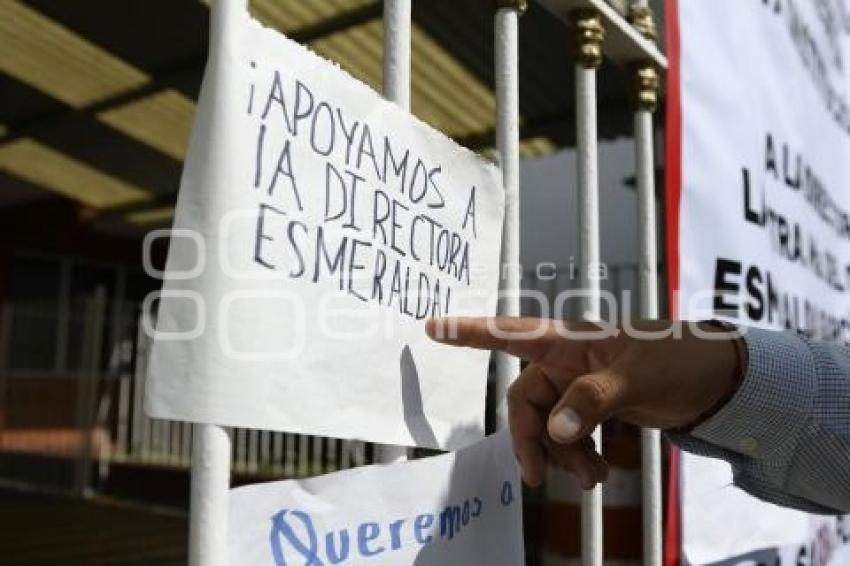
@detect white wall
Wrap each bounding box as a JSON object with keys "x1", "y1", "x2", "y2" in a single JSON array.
[{"x1": 518, "y1": 137, "x2": 664, "y2": 318}]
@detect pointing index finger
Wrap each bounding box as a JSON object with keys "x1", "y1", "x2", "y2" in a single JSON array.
[{"x1": 425, "y1": 317, "x2": 558, "y2": 360}]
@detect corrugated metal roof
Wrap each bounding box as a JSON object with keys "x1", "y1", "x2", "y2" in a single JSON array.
[{"x1": 0, "y1": 0, "x2": 655, "y2": 230}]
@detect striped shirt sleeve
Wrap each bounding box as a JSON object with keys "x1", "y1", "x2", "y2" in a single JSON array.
[{"x1": 667, "y1": 327, "x2": 850, "y2": 514}]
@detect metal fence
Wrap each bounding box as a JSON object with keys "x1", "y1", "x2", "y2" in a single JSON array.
[
  {"x1": 0, "y1": 298, "x2": 370, "y2": 491},
  {"x1": 190, "y1": 2, "x2": 667, "y2": 564},
  {"x1": 0, "y1": 263, "x2": 650, "y2": 478},
  {"x1": 114, "y1": 318, "x2": 371, "y2": 476},
  {"x1": 0, "y1": 0, "x2": 667, "y2": 563}
]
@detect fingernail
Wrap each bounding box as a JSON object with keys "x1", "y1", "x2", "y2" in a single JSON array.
[{"x1": 549, "y1": 408, "x2": 581, "y2": 443}]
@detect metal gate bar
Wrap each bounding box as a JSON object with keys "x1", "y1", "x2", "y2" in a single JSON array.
[
  {"x1": 630, "y1": 2, "x2": 663, "y2": 564},
  {"x1": 573, "y1": 10, "x2": 605, "y2": 566},
  {"x1": 375, "y1": 0, "x2": 413, "y2": 465},
  {"x1": 494, "y1": 0, "x2": 525, "y2": 429},
  {"x1": 187, "y1": 2, "x2": 238, "y2": 565}
]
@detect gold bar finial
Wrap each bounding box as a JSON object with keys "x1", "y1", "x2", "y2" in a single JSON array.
[
  {"x1": 572, "y1": 10, "x2": 605, "y2": 69},
  {"x1": 628, "y1": 4, "x2": 657, "y2": 42},
  {"x1": 634, "y1": 64, "x2": 660, "y2": 112},
  {"x1": 628, "y1": 4, "x2": 661, "y2": 112}
]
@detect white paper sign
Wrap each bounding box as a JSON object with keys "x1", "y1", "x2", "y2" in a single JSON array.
[
  {"x1": 144, "y1": 4, "x2": 504, "y2": 450},
  {"x1": 669, "y1": 0, "x2": 850, "y2": 563},
  {"x1": 228, "y1": 431, "x2": 524, "y2": 566},
  {"x1": 683, "y1": 459, "x2": 850, "y2": 565},
  {"x1": 681, "y1": 455, "x2": 850, "y2": 565}
]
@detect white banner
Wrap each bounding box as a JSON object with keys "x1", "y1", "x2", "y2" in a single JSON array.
[
  {"x1": 144, "y1": 4, "x2": 504, "y2": 450},
  {"x1": 671, "y1": 0, "x2": 850, "y2": 563},
  {"x1": 681, "y1": 454, "x2": 850, "y2": 565},
  {"x1": 228, "y1": 431, "x2": 524, "y2": 566}
]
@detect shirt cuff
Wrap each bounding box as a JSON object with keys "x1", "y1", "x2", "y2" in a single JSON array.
[{"x1": 689, "y1": 327, "x2": 816, "y2": 462}]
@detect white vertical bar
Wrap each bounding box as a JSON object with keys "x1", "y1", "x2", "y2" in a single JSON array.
[
  {"x1": 171, "y1": 420, "x2": 182, "y2": 465},
  {"x1": 378, "y1": 0, "x2": 412, "y2": 464},
  {"x1": 630, "y1": 1, "x2": 663, "y2": 562},
  {"x1": 141, "y1": 417, "x2": 152, "y2": 463},
  {"x1": 284, "y1": 434, "x2": 296, "y2": 476},
  {"x1": 189, "y1": 424, "x2": 231, "y2": 566},
  {"x1": 55, "y1": 260, "x2": 71, "y2": 373},
  {"x1": 636, "y1": 66, "x2": 663, "y2": 566},
  {"x1": 272, "y1": 432, "x2": 283, "y2": 473},
  {"x1": 74, "y1": 286, "x2": 106, "y2": 498},
  {"x1": 182, "y1": 422, "x2": 193, "y2": 467},
  {"x1": 96, "y1": 394, "x2": 113, "y2": 483},
  {"x1": 116, "y1": 373, "x2": 130, "y2": 458},
  {"x1": 383, "y1": 0, "x2": 411, "y2": 110},
  {"x1": 340, "y1": 439, "x2": 352, "y2": 469},
  {"x1": 188, "y1": 1, "x2": 239, "y2": 563},
  {"x1": 577, "y1": 60, "x2": 603, "y2": 566},
  {"x1": 576, "y1": 70, "x2": 600, "y2": 321},
  {"x1": 260, "y1": 429, "x2": 271, "y2": 470},
  {"x1": 298, "y1": 435, "x2": 310, "y2": 476},
  {"x1": 151, "y1": 418, "x2": 162, "y2": 461},
  {"x1": 131, "y1": 318, "x2": 148, "y2": 458},
  {"x1": 161, "y1": 420, "x2": 172, "y2": 463},
  {"x1": 311, "y1": 436, "x2": 323, "y2": 474},
  {"x1": 327, "y1": 437, "x2": 338, "y2": 470},
  {"x1": 236, "y1": 428, "x2": 247, "y2": 472},
  {"x1": 161, "y1": 420, "x2": 170, "y2": 463},
  {"x1": 111, "y1": 266, "x2": 127, "y2": 360},
  {"x1": 494, "y1": 3, "x2": 522, "y2": 431},
  {"x1": 248, "y1": 429, "x2": 259, "y2": 473}
]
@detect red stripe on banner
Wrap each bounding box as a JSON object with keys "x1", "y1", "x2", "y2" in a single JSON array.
[
  {"x1": 664, "y1": 0, "x2": 682, "y2": 321},
  {"x1": 664, "y1": 0, "x2": 683, "y2": 565}
]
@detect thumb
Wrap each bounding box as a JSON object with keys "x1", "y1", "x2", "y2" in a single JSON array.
[{"x1": 547, "y1": 371, "x2": 625, "y2": 444}]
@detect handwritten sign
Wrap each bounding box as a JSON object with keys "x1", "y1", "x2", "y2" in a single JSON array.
[
  {"x1": 229, "y1": 431, "x2": 524, "y2": 565},
  {"x1": 144, "y1": 5, "x2": 504, "y2": 449}
]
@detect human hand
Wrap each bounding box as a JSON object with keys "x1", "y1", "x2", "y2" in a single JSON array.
[{"x1": 425, "y1": 317, "x2": 744, "y2": 489}]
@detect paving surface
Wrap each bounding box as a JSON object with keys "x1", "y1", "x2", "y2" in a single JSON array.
[{"x1": 0, "y1": 488, "x2": 187, "y2": 565}]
